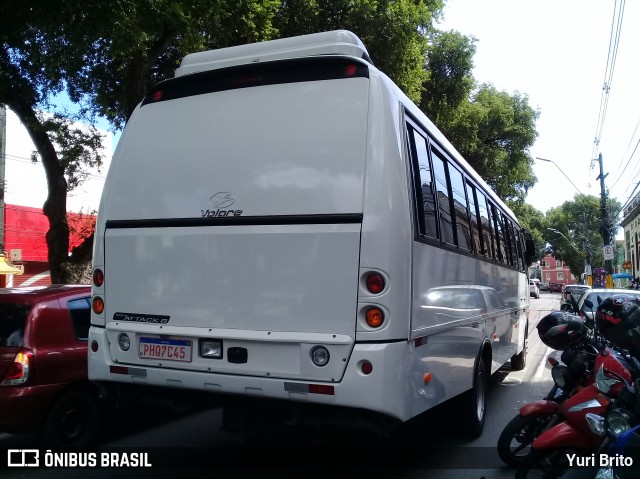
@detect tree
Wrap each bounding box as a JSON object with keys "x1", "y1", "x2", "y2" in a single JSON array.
[
  {"x1": 421, "y1": 29, "x2": 476, "y2": 126},
  {"x1": 440, "y1": 84, "x2": 539, "y2": 204},
  {"x1": 544, "y1": 194, "x2": 621, "y2": 280},
  {"x1": 272, "y1": 0, "x2": 443, "y2": 104},
  {"x1": 0, "y1": 1, "x2": 106, "y2": 283}
]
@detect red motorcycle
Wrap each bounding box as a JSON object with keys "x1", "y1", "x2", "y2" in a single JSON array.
[
  {"x1": 515, "y1": 295, "x2": 640, "y2": 479},
  {"x1": 497, "y1": 312, "x2": 596, "y2": 467}
]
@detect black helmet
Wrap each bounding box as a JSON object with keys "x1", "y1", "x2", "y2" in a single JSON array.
[
  {"x1": 537, "y1": 311, "x2": 585, "y2": 350},
  {"x1": 595, "y1": 295, "x2": 640, "y2": 356}
]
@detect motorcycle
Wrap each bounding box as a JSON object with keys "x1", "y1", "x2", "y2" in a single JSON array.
[
  {"x1": 515, "y1": 342, "x2": 635, "y2": 479},
  {"x1": 498, "y1": 312, "x2": 597, "y2": 467},
  {"x1": 558, "y1": 370, "x2": 640, "y2": 479},
  {"x1": 497, "y1": 346, "x2": 594, "y2": 466}
]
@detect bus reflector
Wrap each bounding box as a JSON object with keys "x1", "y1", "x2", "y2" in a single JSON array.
[
  {"x1": 109, "y1": 365, "x2": 147, "y2": 377},
  {"x1": 424, "y1": 373, "x2": 433, "y2": 384},
  {"x1": 308, "y1": 384, "x2": 335, "y2": 395},
  {"x1": 110, "y1": 365, "x2": 128, "y2": 375},
  {"x1": 285, "y1": 382, "x2": 335, "y2": 395},
  {"x1": 361, "y1": 361, "x2": 373, "y2": 375}
]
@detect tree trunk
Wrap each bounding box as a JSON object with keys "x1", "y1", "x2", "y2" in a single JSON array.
[{"x1": 6, "y1": 96, "x2": 71, "y2": 284}]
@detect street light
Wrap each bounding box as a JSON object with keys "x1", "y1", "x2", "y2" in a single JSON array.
[
  {"x1": 547, "y1": 228, "x2": 580, "y2": 253},
  {"x1": 535, "y1": 157, "x2": 591, "y2": 202}
]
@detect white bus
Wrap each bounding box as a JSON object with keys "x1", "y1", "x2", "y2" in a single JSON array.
[{"x1": 88, "y1": 30, "x2": 534, "y2": 439}]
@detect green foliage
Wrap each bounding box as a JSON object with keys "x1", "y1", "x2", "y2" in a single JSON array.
[
  {"x1": 544, "y1": 195, "x2": 621, "y2": 279},
  {"x1": 272, "y1": 1, "x2": 441, "y2": 104},
  {"x1": 421, "y1": 30, "x2": 475, "y2": 125},
  {"x1": 438, "y1": 84, "x2": 539, "y2": 204}
]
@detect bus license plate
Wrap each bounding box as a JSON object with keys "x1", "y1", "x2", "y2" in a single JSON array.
[{"x1": 139, "y1": 337, "x2": 192, "y2": 362}]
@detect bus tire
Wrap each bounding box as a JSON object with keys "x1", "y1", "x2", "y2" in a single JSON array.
[
  {"x1": 511, "y1": 329, "x2": 528, "y2": 371},
  {"x1": 511, "y1": 347, "x2": 527, "y2": 371},
  {"x1": 456, "y1": 358, "x2": 487, "y2": 439}
]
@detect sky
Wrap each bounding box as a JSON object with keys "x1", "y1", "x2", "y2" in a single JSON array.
[{"x1": 436, "y1": 0, "x2": 640, "y2": 233}]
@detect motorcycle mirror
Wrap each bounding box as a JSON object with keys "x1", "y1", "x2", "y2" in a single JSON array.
[
  {"x1": 584, "y1": 299, "x2": 594, "y2": 309},
  {"x1": 585, "y1": 413, "x2": 607, "y2": 436},
  {"x1": 595, "y1": 364, "x2": 621, "y2": 394}
]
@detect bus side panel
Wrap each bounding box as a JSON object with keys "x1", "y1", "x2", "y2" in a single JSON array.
[{"x1": 355, "y1": 74, "x2": 414, "y2": 343}]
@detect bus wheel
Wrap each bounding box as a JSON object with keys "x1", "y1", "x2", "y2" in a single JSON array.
[
  {"x1": 511, "y1": 335, "x2": 528, "y2": 371},
  {"x1": 456, "y1": 359, "x2": 487, "y2": 439}
]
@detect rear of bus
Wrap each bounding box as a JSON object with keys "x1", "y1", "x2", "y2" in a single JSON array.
[{"x1": 88, "y1": 32, "x2": 416, "y2": 427}]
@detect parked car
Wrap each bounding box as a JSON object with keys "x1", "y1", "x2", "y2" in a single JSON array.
[
  {"x1": 548, "y1": 282, "x2": 563, "y2": 293},
  {"x1": 538, "y1": 282, "x2": 550, "y2": 292},
  {"x1": 529, "y1": 280, "x2": 540, "y2": 299},
  {"x1": 0, "y1": 285, "x2": 98, "y2": 446},
  {"x1": 574, "y1": 288, "x2": 640, "y2": 323},
  {"x1": 560, "y1": 284, "x2": 591, "y2": 310}
]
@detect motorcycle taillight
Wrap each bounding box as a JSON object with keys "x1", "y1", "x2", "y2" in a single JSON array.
[{"x1": 1, "y1": 349, "x2": 32, "y2": 386}]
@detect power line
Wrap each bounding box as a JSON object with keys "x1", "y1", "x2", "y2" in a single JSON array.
[{"x1": 590, "y1": 0, "x2": 626, "y2": 171}]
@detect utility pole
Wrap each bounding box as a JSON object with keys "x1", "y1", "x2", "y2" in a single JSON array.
[
  {"x1": 596, "y1": 153, "x2": 613, "y2": 280},
  {"x1": 583, "y1": 212, "x2": 591, "y2": 284}
]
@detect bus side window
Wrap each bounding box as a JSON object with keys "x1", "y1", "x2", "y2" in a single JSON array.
[
  {"x1": 431, "y1": 149, "x2": 455, "y2": 245},
  {"x1": 465, "y1": 182, "x2": 482, "y2": 254},
  {"x1": 490, "y1": 203, "x2": 507, "y2": 264},
  {"x1": 477, "y1": 191, "x2": 494, "y2": 259},
  {"x1": 448, "y1": 165, "x2": 471, "y2": 251},
  {"x1": 505, "y1": 217, "x2": 518, "y2": 267},
  {"x1": 410, "y1": 128, "x2": 438, "y2": 238},
  {"x1": 514, "y1": 225, "x2": 525, "y2": 271}
]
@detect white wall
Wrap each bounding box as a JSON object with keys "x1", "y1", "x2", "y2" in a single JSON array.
[{"x1": 4, "y1": 108, "x2": 113, "y2": 213}]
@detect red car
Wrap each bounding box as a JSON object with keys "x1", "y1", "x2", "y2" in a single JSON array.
[
  {"x1": 0, "y1": 285, "x2": 98, "y2": 446},
  {"x1": 548, "y1": 282, "x2": 563, "y2": 293}
]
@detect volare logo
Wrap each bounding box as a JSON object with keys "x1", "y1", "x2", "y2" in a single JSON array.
[{"x1": 7, "y1": 449, "x2": 39, "y2": 467}]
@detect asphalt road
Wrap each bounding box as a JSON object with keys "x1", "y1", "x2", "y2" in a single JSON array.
[{"x1": 1, "y1": 293, "x2": 562, "y2": 479}]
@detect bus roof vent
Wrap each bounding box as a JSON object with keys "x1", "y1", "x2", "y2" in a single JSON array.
[{"x1": 175, "y1": 30, "x2": 372, "y2": 77}]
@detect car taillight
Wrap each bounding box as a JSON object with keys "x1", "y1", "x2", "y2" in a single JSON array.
[{"x1": 1, "y1": 349, "x2": 32, "y2": 386}]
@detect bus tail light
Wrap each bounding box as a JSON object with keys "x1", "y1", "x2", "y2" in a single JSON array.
[
  {"x1": 92, "y1": 268, "x2": 104, "y2": 287},
  {"x1": 92, "y1": 296, "x2": 105, "y2": 315},
  {"x1": 366, "y1": 273, "x2": 385, "y2": 294},
  {"x1": 365, "y1": 307, "x2": 384, "y2": 328}
]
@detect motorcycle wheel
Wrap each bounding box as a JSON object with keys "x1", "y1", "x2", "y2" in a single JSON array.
[{"x1": 497, "y1": 413, "x2": 556, "y2": 467}]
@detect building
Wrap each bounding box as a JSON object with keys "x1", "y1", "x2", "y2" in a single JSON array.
[
  {"x1": 540, "y1": 254, "x2": 576, "y2": 286},
  {"x1": 2, "y1": 204, "x2": 95, "y2": 286},
  {"x1": 0, "y1": 106, "x2": 112, "y2": 285},
  {"x1": 621, "y1": 190, "x2": 640, "y2": 281}
]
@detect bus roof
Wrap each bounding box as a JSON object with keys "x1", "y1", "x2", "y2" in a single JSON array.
[{"x1": 175, "y1": 30, "x2": 372, "y2": 77}]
